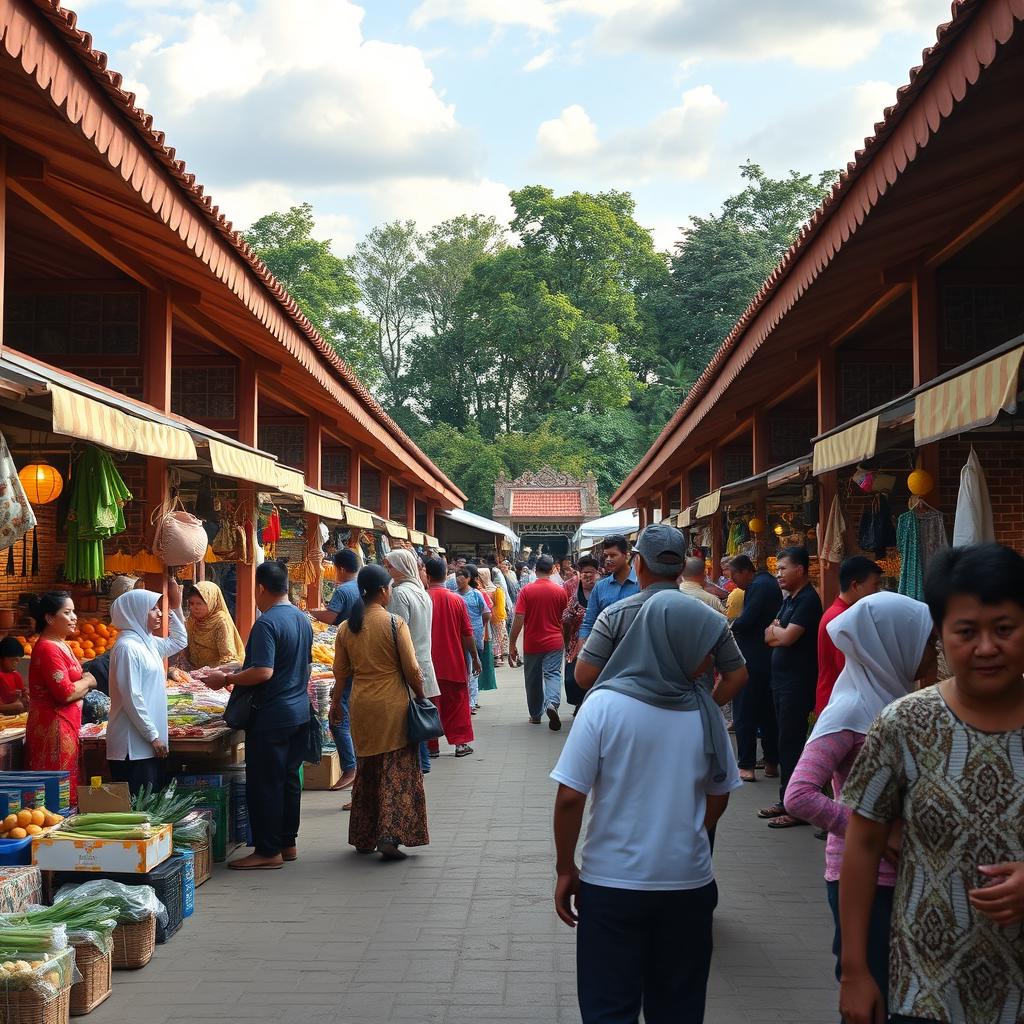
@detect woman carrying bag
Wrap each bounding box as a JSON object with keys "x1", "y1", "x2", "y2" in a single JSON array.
[
  {"x1": 331, "y1": 565, "x2": 430, "y2": 861},
  {"x1": 107, "y1": 582, "x2": 187, "y2": 795}
]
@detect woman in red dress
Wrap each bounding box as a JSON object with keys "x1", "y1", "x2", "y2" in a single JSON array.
[{"x1": 26, "y1": 592, "x2": 96, "y2": 805}]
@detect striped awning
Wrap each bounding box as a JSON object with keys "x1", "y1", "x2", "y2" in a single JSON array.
[
  {"x1": 382, "y1": 519, "x2": 409, "y2": 540},
  {"x1": 341, "y1": 503, "x2": 375, "y2": 530},
  {"x1": 207, "y1": 439, "x2": 280, "y2": 489},
  {"x1": 50, "y1": 384, "x2": 196, "y2": 461},
  {"x1": 812, "y1": 416, "x2": 879, "y2": 475},
  {"x1": 303, "y1": 488, "x2": 344, "y2": 521},
  {"x1": 695, "y1": 490, "x2": 721, "y2": 520},
  {"x1": 674, "y1": 507, "x2": 692, "y2": 528},
  {"x1": 915, "y1": 346, "x2": 1023, "y2": 446},
  {"x1": 275, "y1": 465, "x2": 305, "y2": 498},
  {"x1": 425, "y1": 534, "x2": 439, "y2": 548},
  {"x1": 409, "y1": 529, "x2": 426, "y2": 545}
]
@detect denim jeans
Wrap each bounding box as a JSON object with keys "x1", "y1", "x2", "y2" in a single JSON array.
[
  {"x1": 419, "y1": 741, "x2": 431, "y2": 774},
  {"x1": 330, "y1": 678, "x2": 356, "y2": 772},
  {"x1": 524, "y1": 648, "x2": 563, "y2": 719},
  {"x1": 826, "y1": 880, "x2": 894, "y2": 1019}
]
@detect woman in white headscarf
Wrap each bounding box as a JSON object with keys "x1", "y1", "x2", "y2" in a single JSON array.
[
  {"x1": 384, "y1": 550, "x2": 439, "y2": 773},
  {"x1": 106, "y1": 581, "x2": 187, "y2": 795},
  {"x1": 784, "y1": 592, "x2": 936, "y2": 1015}
]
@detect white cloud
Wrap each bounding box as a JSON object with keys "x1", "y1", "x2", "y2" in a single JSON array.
[
  {"x1": 523, "y1": 47, "x2": 557, "y2": 72},
  {"x1": 361, "y1": 177, "x2": 515, "y2": 237},
  {"x1": 112, "y1": 0, "x2": 478, "y2": 188},
  {"x1": 411, "y1": 0, "x2": 558, "y2": 32},
  {"x1": 535, "y1": 86, "x2": 726, "y2": 182}
]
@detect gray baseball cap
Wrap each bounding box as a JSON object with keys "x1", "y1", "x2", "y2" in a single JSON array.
[{"x1": 634, "y1": 523, "x2": 686, "y2": 576}]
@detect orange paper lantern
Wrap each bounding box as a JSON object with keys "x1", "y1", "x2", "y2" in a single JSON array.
[
  {"x1": 19, "y1": 462, "x2": 63, "y2": 504},
  {"x1": 907, "y1": 469, "x2": 934, "y2": 497}
]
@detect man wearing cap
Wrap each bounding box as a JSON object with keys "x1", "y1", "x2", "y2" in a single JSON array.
[{"x1": 551, "y1": 524, "x2": 746, "y2": 1021}]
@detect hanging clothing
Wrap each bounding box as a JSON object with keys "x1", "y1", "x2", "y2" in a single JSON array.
[
  {"x1": 27, "y1": 639, "x2": 85, "y2": 803},
  {"x1": 107, "y1": 590, "x2": 187, "y2": 762},
  {"x1": 819, "y1": 495, "x2": 846, "y2": 567},
  {"x1": 185, "y1": 581, "x2": 246, "y2": 668},
  {"x1": 0, "y1": 432, "x2": 36, "y2": 551},
  {"x1": 952, "y1": 447, "x2": 995, "y2": 546},
  {"x1": 896, "y1": 511, "x2": 924, "y2": 601},
  {"x1": 65, "y1": 447, "x2": 132, "y2": 583},
  {"x1": 915, "y1": 506, "x2": 948, "y2": 570}
]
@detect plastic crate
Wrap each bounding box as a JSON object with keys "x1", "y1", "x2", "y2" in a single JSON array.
[
  {"x1": 49, "y1": 855, "x2": 185, "y2": 945},
  {"x1": 0, "y1": 836, "x2": 32, "y2": 866},
  {"x1": 175, "y1": 783, "x2": 230, "y2": 861}
]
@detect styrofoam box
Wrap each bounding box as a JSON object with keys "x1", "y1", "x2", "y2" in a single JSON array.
[{"x1": 31, "y1": 824, "x2": 173, "y2": 873}]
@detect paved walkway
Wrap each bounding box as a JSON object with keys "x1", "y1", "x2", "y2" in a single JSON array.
[{"x1": 91, "y1": 666, "x2": 838, "y2": 1024}]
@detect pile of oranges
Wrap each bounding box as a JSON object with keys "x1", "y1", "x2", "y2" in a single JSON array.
[
  {"x1": 15, "y1": 618, "x2": 119, "y2": 662},
  {"x1": 0, "y1": 808, "x2": 63, "y2": 840}
]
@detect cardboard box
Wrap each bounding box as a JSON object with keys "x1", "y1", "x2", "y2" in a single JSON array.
[
  {"x1": 302, "y1": 751, "x2": 340, "y2": 791},
  {"x1": 32, "y1": 823, "x2": 173, "y2": 873},
  {"x1": 76, "y1": 782, "x2": 132, "y2": 814}
]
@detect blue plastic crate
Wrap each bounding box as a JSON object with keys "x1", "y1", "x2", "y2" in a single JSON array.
[{"x1": 0, "y1": 837, "x2": 33, "y2": 866}]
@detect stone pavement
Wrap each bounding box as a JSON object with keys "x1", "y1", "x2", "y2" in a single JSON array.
[{"x1": 90, "y1": 665, "x2": 839, "y2": 1024}]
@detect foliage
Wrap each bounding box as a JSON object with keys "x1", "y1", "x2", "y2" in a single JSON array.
[{"x1": 244, "y1": 204, "x2": 377, "y2": 384}]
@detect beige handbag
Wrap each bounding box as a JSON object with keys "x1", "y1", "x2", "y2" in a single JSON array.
[{"x1": 152, "y1": 498, "x2": 207, "y2": 567}]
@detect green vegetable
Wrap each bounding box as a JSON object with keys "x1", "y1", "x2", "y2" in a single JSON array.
[{"x1": 66, "y1": 813, "x2": 150, "y2": 827}]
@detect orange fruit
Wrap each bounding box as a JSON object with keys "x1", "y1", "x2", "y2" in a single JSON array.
[
  {"x1": 30, "y1": 810, "x2": 45, "y2": 827},
  {"x1": 8, "y1": 828, "x2": 27, "y2": 840},
  {"x1": 1, "y1": 814, "x2": 18, "y2": 833},
  {"x1": 25, "y1": 825, "x2": 41, "y2": 836},
  {"x1": 16, "y1": 810, "x2": 32, "y2": 828}
]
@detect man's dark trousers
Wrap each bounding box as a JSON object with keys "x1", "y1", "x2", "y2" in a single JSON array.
[
  {"x1": 576, "y1": 880, "x2": 717, "y2": 1023},
  {"x1": 245, "y1": 723, "x2": 306, "y2": 857}
]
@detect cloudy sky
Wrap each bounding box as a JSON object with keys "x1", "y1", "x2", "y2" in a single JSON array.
[{"x1": 73, "y1": 0, "x2": 955, "y2": 254}]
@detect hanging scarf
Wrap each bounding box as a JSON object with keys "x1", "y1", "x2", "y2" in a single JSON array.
[{"x1": 185, "y1": 581, "x2": 246, "y2": 667}]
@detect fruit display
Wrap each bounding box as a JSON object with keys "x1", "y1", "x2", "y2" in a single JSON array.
[
  {"x1": 0, "y1": 808, "x2": 63, "y2": 840},
  {"x1": 312, "y1": 641, "x2": 334, "y2": 666},
  {"x1": 15, "y1": 618, "x2": 119, "y2": 662}
]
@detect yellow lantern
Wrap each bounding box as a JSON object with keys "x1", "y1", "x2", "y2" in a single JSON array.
[
  {"x1": 19, "y1": 462, "x2": 63, "y2": 504},
  {"x1": 747, "y1": 517, "x2": 765, "y2": 534},
  {"x1": 774, "y1": 524, "x2": 784, "y2": 536},
  {"x1": 907, "y1": 469, "x2": 934, "y2": 497}
]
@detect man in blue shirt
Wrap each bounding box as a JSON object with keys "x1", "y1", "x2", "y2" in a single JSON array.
[
  {"x1": 206, "y1": 560, "x2": 312, "y2": 871},
  {"x1": 579, "y1": 534, "x2": 639, "y2": 641}
]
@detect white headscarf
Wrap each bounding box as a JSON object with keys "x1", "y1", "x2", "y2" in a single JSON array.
[
  {"x1": 110, "y1": 589, "x2": 163, "y2": 655},
  {"x1": 809, "y1": 591, "x2": 933, "y2": 743},
  {"x1": 385, "y1": 548, "x2": 423, "y2": 588}
]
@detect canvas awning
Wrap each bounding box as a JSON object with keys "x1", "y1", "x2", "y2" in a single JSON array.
[
  {"x1": 915, "y1": 345, "x2": 1024, "y2": 446},
  {"x1": 274, "y1": 465, "x2": 305, "y2": 499},
  {"x1": 812, "y1": 416, "x2": 879, "y2": 475},
  {"x1": 379, "y1": 518, "x2": 409, "y2": 540},
  {"x1": 303, "y1": 488, "x2": 344, "y2": 521},
  {"x1": 674, "y1": 508, "x2": 692, "y2": 528},
  {"x1": 341, "y1": 503, "x2": 375, "y2": 530},
  {"x1": 425, "y1": 534, "x2": 439, "y2": 548},
  {"x1": 694, "y1": 490, "x2": 721, "y2": 520},
  {"x1": 49, "y1": 384, "x2": 196, "y2": 461},
  {"x1": 409, "y1": 529, "x2": 426, "y2": 545},
  {"x1": 206, "y1": 438, "x2": 280, "y2": 489}
]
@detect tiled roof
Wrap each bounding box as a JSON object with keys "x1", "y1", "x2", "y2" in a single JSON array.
[
  {"x1": 510, "y1": 490, "x2": 584, "y2": 517},
  {"x1": 614, "y1": 0, "x2": 1018, "y2": 504},
  {"x1": 6, "y1": 1, "x2": 463, "y2": 503}
]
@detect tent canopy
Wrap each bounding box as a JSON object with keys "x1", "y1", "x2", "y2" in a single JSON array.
[
  {"x1": 571, "y1": 509, "x2": 638, "y2": 550},
  {"x1": 439, "y1": 508, "x2": 520, "y2": 548}
]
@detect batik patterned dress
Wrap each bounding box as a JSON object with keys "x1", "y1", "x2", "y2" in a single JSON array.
[{"x1": 27, "y1": 639, "x2": 84, "y2": 804}]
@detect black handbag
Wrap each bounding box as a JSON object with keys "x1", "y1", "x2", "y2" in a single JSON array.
[
  {"x1": 303, "y1": 700, "x2": 323, "y2": 765},
  {"x1": 224, "y1": 685, "x2": 259, "y2": 730},
  {"x1": 390, "y1": 615, "x2": 444, "y2": 745}
]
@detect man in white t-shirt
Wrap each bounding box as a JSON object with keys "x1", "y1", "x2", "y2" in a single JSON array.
[{"x1": 551, "y1": 523, "x2": 742, "y2": 1024}]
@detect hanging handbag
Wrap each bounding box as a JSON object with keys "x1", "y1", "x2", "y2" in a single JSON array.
[
  {"x1": 152, "y1": 498, "x2": 207, "y2": 567},
  {"x1": 212, "y1": 509, "x2": 247, "y2": 562},
  {"x1": 224, "y1": 684, "x2": 260, "y2": 730},
  {"x1": 391, "y1": 615, "x2": 443, "y2": 744}
]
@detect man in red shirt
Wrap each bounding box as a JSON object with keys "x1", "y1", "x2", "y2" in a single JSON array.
[
  {"x1": 426, "y1": 557, "x2": 481, "y2": 757},
  {"x1": 510, "y1": 554, "x2": 569, "y2": 730},
  {"x1": 814, "y1": 556, "x2": 882, "y2": 716}
]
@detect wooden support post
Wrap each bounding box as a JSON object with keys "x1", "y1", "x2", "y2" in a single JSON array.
[
  {"x1": 407, "y1": 489, "x2": 417, "y2": 531},
  {"x1": 0, "y1": 142, "x2": 6, "y2": 356},
  {"x1": 426, "y1": 503, "x2": 436, "y2": 538},
  {"x1": 709, "y1": 450, "x2": 724, "y2": 578},
  {"x1": 912, "y1": 265, "x2": 941, "y2": 498},
  {"x1": 304, "y1": 418, "x2": 323, "y2": 610},
  {"x1": 817, "y1": 351, "x2": 839, "y2": 604},
  {"x1": 752, "y1": 411, "x2": 769, "y2": 475},
  {"x1": 349, "y1": 451, "x2": 361, "y2": 506},
  {"x1": 236, "y1": 361, "x2": 258, "y2": 638},
  {"x1": 379, "y1": 469, "x2": 391, "y2": 521}
]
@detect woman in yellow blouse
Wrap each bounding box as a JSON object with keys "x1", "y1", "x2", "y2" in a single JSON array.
[
  {"x1": 479, "y1": 567, "x2": 508, "y2": 665},
  {"x1": 330, "y1": 564, "x2": 429, "y2": 861},
  {"x1": 184, "y1": 582, "x2": 246, "y2": 669}
]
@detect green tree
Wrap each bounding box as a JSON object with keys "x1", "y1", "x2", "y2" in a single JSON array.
[
  {"x1": 244, "y1": 204, "x2": 376, "y2": 383},
  {"x1": 416, "y1": 423, "x2": 503, "y2": 514}
]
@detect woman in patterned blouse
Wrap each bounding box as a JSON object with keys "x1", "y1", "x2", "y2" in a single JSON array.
[{"x1": 839, "y1": 543, "x2": 1024, "y2": 1024}]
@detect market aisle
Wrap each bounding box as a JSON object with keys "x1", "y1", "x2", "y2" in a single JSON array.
[{"x1": 90, "y1": 665, "x2": 837, "y2": 1024}]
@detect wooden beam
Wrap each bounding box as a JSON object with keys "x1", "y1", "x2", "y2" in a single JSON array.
[
  {"x1": 0, "y1": 141, "x2": 6, "y2": 356},
  {"x1": 828, "y1": 284, "x2": 909, "y2": 349},
  {"x1": 926, "y1": 177, "x2": 1024, "y2": 271},
  {"x1": 236, "y1": 360, "x2": 258, "y2": 638},
  {"x1": 752, "y1": 410, "x2": 769, "y2": 475},
  {"x1": 143, "y1": 290, "x2": 173, "y2": 415},
  {"x1": 4, "y1": 143, "x2": 45, "y2": 181},
  {"x1": 912, "y1": 264, "x2": 939, "y2": 387},
  {"x1": 817, "y1": 348, "x2": 836, "y2": 435}
]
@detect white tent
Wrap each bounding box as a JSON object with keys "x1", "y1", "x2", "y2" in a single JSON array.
[
  {"x1": 571, "y1": 508, "x2": 638, "y2": 552},
  {"x1": 438, "y1": 508, "x2": 520, "y2": 550}
]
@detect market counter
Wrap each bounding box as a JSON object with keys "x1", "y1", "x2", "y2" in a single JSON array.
[{"x1": 80, "y1": 727, "x2": 244, "y2": 783}]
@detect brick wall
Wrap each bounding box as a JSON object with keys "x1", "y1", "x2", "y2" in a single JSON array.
[
  {"x1": 939, "y1": 439, "x2": 1024, "y2": 553},
  {"x1": 0, "y1": 503, "x2": 61, "y2": 626}
]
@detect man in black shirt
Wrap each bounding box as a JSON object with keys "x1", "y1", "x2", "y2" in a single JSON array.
[
  {"x1": 729, "y1": 556, "x2": 782, "y2": 783},
  {"x1": 759, "y1": 546, "x2": 822, "y2": 827}
]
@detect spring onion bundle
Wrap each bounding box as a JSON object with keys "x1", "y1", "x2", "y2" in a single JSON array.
[
  {"x1": 133, "y1": 781, "x2": 201, "y2": 825},
  {"x1": 0, "y1": 925, "x2": 66, "y2": 952},
  {"x1": 53, "y1": 881, "x2": 167, "y2": 927},
  {"x1": 53, "y1": 813, "x2": 154, "y2": 841}
]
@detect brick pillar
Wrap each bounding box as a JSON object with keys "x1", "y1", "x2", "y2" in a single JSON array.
[{"x1": 236, "y1": 361, "x2": 258, "y2": 637}]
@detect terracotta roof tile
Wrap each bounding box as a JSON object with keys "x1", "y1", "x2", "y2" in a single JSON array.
[{"x1": 510, "y1": 491, "x2": 584, "y2": 517}]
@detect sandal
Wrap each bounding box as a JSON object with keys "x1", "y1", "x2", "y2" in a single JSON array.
[
  {"x1": 763, "y1": 763, "x2": 779, "y2": 779},
  {"x1": 767, "y1": 814, "x2": 809, "y2": 829},
  {"x1": 739, "y1": 769, "x2": 756, "y2": 783},
  {"x1": 757, "y1": 802, "x2": 786, "y2": 819}
]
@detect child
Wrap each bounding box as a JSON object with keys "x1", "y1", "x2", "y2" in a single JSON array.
[
  {"x1": 0, "y1": 637, "x2": 28, "y2": 713},
  {"x1": 838, "y1": 543, "x2": 1024, "y2": 1024}
]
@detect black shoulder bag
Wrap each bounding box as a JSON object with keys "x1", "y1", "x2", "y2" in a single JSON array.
[{"x1": 391, "y1": 615, "x2": 444, "y2": 745}]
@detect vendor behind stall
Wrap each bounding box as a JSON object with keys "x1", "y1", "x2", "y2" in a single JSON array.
[
  {"x1": 26, "y1": 592, "x2": 97, "y2": 804},
  {"x1": 0, "y1": 637, "x2": 27, "y2": 713},
  {"x1": 184, "y1": 581, "x2": 245, "y2": 669},
  {"x1": 311, "y1": 549, "x2": 360, "y2": 626},
  {"x1": 107, "y1": 583, "x2": 187, "y2": 795}
]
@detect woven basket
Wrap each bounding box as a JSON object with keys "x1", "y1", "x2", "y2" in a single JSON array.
[
  {"x1": 0, "y1": 985, "x2": 71, "y2": 1024},
  {"x1": 111, "y1": 915, "x2": 155, "y2": 970},
  {"x1": 193, "y1": 840, "x2": 212, "y2": 888},
  {"x1": 69, "y1": 942, "x2": 111, "y2": 1016}
]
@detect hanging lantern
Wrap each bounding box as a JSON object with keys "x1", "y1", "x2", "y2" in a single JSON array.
[
  {"x1": 747, "y1": 516, "x2": 765, "y2": 534},
  {"x1": 19, "y1": 462, "x2": 63, "y2": 505},
  {"x1": 773, "y1": 524, "x2": 784, "y2": 536},
  {"x1": 907, "y1": 469, "x2": 934, "y2": 497}
]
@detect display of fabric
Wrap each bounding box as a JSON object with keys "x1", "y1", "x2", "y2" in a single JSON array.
[
  {"x1": 726, "y1": 519, "x2": 748, "y2": 556},
  {"x1": 857, "y1": 494, "x2": 896, "y2": 557},
  {"x1": 64, "y1": 446, "x2": 132, "y2": 582},
  {"x1": 896, "y1": 510, "x2": 924, "y2": 601},
  {"x1": 952, "y1": 447, "x2": 995, "y2": 546},
  {"x1": 819, "y1": 495, "x2": 846, "y2": 567},
  {"x1": 915, "y1": 505, "x2": 948, "y2": 568},
  {"x1": 0, "y1": 431, "x2": 37, "y2": 552}
]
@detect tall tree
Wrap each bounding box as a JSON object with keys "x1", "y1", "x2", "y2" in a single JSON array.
[
  {"x1": 244, "y1": 204, "x2": 376, "y2": 383},
  {"x1": 352, "y1": 220, "x2": 421, "y2": 411}
]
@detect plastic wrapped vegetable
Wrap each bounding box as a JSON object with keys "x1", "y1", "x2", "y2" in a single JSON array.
[
  {"x1": 0, "y1": 946, "x2": 78, "y2": 998},
  {"x1": 0, "y1": 900, "x2": 118, "y2": 957},
  {"x1": 53, "y1": 881, "x2": 167, "y2": 928}
]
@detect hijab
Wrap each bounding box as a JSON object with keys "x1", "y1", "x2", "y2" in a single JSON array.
[
  {"x1": 477, "y1": 567, "x2": 497, "y2": 594},
  {"x1": 591, "y1": 588, "x2": 734, "y2": 782},
  {"x1": 185, "y1": 581, "x2": 246, "y2": 667},
  {"x1": 809, "y1": 591, "x2": 933, "y2": 743},
  {"x1": 111, "y1": 589, "x2": 163, "y2": 657},
  {"x1": 385, "y1": 549, "x2": 423, "y2": 589}
]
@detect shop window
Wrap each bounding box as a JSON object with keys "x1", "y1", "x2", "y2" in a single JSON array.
[
  {"x1": 258, "y1": 423, "x2": 305, "y2": 471},
  {"x1": 3, "y1": 292, "x2": 140, "y2": 355},
  {"x1": 688, "y1": 465, "x2": 710, "y2": 500},
  {"x1": 770, "y1": 416, "x2": 816, "y2": 464},
  {"x1": 943, "y1": 285, "x2": 1024, "y2": 358},
  {"x1": 415, "y1": 500, "x2": 428, "y2": 532},
  {"x1": 723, "y1": 450, "x2": 753, "y2": 484},
  {"x1": 322, "y1": 448, "x2": 350, "y2": 491},
  {"x1": 839, "y1": 362, "x2": 913, "y2": 422},
  {"x1": 361, "y1": 465, "x2": 382, "y2": 513},
  {"x1": 390, "y1": 484, "x2": 408, "y2": 522},
  {"x1": 172, "y1": 366, "x2": 237, "y2": 421}
]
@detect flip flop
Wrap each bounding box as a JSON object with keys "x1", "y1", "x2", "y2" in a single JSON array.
[
  {"x1": 739, "y1": 769, "x2": 756, "y2": 783},
  {"x1": 757, "y1": 802, "x2": 786, "y2": 819},
  {"x1": 767, "y1": 815, "x2": 809, "y2": 829},
  {"x1": 228, "y1": 858, "x2": 284, "y2": 871}
]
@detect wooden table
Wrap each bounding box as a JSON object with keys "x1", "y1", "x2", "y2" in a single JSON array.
[{"x1": 79, "y1": 727, "x2": 244, "y2": 782}]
